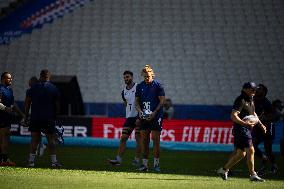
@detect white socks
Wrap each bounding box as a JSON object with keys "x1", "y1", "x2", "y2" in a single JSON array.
[
  {"x1": 142, "y1": 159, "x2": 148, "y2": 167},
  {"x1": 116, "y1": 155, "x2": 122, "y2": 163},
  {"x1": 50, "y1": 155, "x2": 57, "y2": 163},
  {"x1": 154, "y1": 158, "x2": 159, "y2": 167},
  {"x1": 29, "y1": 153, "x2": 36, "y2": 162},
  {"x1": 141, "y1": 158, "x2": 159, "y2": 167}
]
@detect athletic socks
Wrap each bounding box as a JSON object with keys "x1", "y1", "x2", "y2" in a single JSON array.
[
  {"x1": 116, "y1": 155, "x2": 122, "y2": 163},
  {"x1": 29, "y1": 153, "x2": 36, "y2": 162},
  {"x1": 142, "y1": 159, "x2": 148, "y2": 167},
  {"x1": 50, "y1": 155, "x2": 57, "y2": 163},
  {"x1": 154, "y1": 158, "x2": 159, "y2": 167},
  {"x1": 2, "y1": 154, "x2": 8, "y2": 162}
]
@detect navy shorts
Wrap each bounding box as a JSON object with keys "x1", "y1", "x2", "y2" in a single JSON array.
[
  {"x1": 29, "y1": 120, "x2": 56, "y2": 134},
  {"x1": 0, "y1": 115, "x2": 12, "y2": 128},
  {"x1": 234, "y1": 134, "x2": 253, "y2": 151},
  {"x1": 140, "y1": 117, "x2": 163, "y2": 131},
  {"x1": 0, "y1": 122, "x2": 10, "y2": 128}
]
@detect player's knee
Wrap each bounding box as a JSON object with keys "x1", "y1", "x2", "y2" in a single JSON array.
[
  {"x1": 151, "y1": 132, "x2": 160, "y2": 141},
  {"x1": 120, "y1": 135, "x2": 128, "y2": 143},
  {"x1": 247, "y1": 146, "x2": 255, "y2": 155},
  {"x1": 151, "y1": 135, "x2": 160, "y2": 143},
  {"x1": 135, "y1": 129, "x2": 140, "y2": 137},
  {"x1": 31, "y1": 136, "x2": 41, "y2": 144},
  {"x1": 236, "y1": 149, "x2": 246, "y2": 158},
  {"x1": 122, "y1": 127, "x2": 132, "y2": 136}
]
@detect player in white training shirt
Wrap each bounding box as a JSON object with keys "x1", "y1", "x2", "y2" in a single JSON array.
[{"x1": 108, "y1": 71, "x2": 141, "y2": 166}]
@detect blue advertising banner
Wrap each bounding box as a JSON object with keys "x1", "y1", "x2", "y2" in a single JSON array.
[{"x1": 0, "y1": 0, "x2": 90, "y2": 44}]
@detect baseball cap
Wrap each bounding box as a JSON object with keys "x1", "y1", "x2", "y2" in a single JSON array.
[{"x1": 242, "y1": 82, "x2": 257, "y2": 89}]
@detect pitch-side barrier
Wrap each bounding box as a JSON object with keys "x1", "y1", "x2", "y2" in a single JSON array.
[{"x1": 10, "y1": 136, "x2": 280, "y2": 152}]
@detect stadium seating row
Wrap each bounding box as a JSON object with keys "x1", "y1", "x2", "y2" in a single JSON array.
[{"x1": 0, "y1": 0, "x2": 283, "y2": 107}]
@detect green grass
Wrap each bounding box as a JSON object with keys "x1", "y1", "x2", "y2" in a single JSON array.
[{"x1": 0, "y1": 144, "x2": 284, "y2": 189}]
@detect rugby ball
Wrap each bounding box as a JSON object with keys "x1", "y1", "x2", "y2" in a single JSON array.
[
  {"x1": 242, "y1": 115, "x2": 259, "y2": 124},
  {"x1": 0, "y1": 103, "x2": 5, "y2": 110},
  {"x1": 142, "y1": 109, "x2": 152, "y2": 119}
]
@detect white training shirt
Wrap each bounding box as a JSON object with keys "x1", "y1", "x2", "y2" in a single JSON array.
[{"x1": 122, "y1": 83, "x2": 138, "y2": 118}]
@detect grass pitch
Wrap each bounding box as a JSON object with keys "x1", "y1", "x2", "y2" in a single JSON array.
[{"x1": 0, "y1": 144, "x2": 283, "y2": 189}]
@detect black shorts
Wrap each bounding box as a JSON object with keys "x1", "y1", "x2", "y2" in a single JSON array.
[
  {"x1": 234, "y1": 134, "x2": 253, "y2": 151},
  {"x1": 140, "y1": 117, "x2": 163, "y2": 131},
  {"x1": 123, "y1": 117, "x2": 138, "y2": 128},
  {"x1": 122, "y1": 117, "x2": 140, "y2": 136},
  {"x1": 29, "y1": 120, "x2": 56, "y2": 134},
  {"x1": 0, "y1": 116, "x2": 12, "y2": 128},
  {"x1": 0, "y1": 122, "x2": 10, "y2": 128}
]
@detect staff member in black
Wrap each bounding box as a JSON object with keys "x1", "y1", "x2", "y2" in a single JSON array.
[{"x1": 217, "y1": 82, "x2": 266, "y2": 182}]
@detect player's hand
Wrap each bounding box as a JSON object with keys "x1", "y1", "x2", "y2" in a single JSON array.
[
  {"x1": 260, "y1": 124, "x2": 267, "y2": 133},
  {"x1": 19, "y1": 118, "x2": 27, "y2": 127},
  {"x1": 20, "y1": 115, "x2": 30, "y2": 127},
  {"x1": 244, "y1": 122, "x2": 255, "y2": 129},
  {"x1": 5, "y1": 107, "x2": 13, "y2": 113},
  {"x1": 147, "y1": 111, "x2": 156, "y2": 121},
  {"x1": 139, "y1": 111, "x2": 144, "y2": 119}
]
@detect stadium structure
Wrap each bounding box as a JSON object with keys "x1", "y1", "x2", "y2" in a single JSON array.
[{"x1": 0, "y1": 0, "x2": 283, "y2": 149}]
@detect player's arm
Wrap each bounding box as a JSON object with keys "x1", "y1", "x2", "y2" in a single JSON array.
[
  {"x1": 254, "y1": 111, "x2": 267, "y2": 133},
  {"x1": 121, "y1": 90, "x2": 127, "y2": 106},
  {"x1": 231, "y1": 110, "x2": 254, "y2": 129},
  {"x1": 54, "y1": 91, "x2": 60, "y2": 118},
  {"x1": 135, "y1": 85, "x2": 143, "y2": 118},
  {"x1": 24, "y1": 96, "x2": 31, "y2": 117},
  {"x1": 231, "y1": 97, "x2": 254, "y2": 129},
  {"x1": 12, "y1": 103, "x2": 25, "y2": 118},
  {"x1": 135, "y1": 96, "x2": 143, "y2": 118},
  {"x1": 55, "y1": 99, "x2": 60, "y2": 117},
  {"x1": 148, "y1": 96, "x2": 165, "y2": 121},
  {"x1": 123, "y1": 100, "x2": 127, "y2": 106},
  {"x1": 0, "y1": 102, "x2": 13, "y2": 113},
  {"x1": 148, "y1": 83, "x2": 166, "y2": 120},
  {"x1": 0, "y1": 92, "x2": 13, "y2": 113}
]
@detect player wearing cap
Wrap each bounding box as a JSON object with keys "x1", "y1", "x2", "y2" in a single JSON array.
[{"x1": 217, "y1": 82, "x2": 266, "y2": 182}]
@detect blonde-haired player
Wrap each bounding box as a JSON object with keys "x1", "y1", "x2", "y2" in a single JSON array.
[{"x1": 135, "y1": 65, "x2": 165, "y2": 172}]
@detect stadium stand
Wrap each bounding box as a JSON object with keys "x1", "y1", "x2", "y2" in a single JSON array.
[
  {"x1": 0, "y1": 0, "x2": 16, "y2": 10},
  {"x1": 0, "y1": 0, "x2": 283, "y2": 118}
]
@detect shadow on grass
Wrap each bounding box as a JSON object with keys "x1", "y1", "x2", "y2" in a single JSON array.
[{"x1": 8, "y1": 143, "x2": 284, "y2": 181}]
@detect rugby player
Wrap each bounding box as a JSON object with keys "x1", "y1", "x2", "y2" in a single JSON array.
[
  {"x1": 0, "y1": 72, "x2": 25, "y2": 166},
  {"x1": 135, "y1": 65, "x2": 165, "y2": 172},
  {"x1": 25, "y1": 69, "x2": 61, "y2": 168},
  {"x1": 25, "y1": 76, "x2": 47, "y2": 156},
  {"x1": 108, "y1": 70, "x2": 141, "y2": 166}
]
